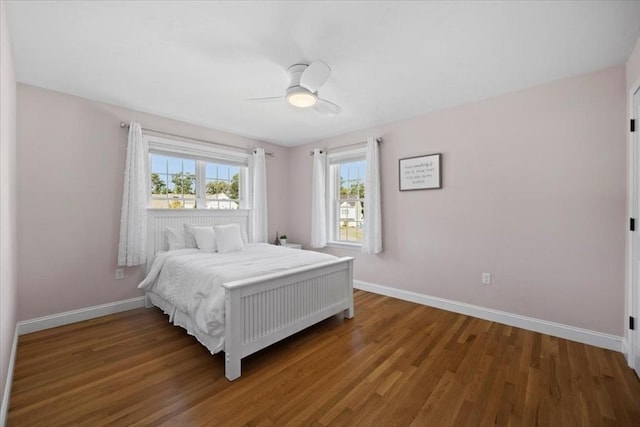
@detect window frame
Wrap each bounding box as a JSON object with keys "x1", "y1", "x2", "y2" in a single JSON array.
[
  {"x1": 145, "y1": 134, "x2": 249, "y2": 210},
  {"x1": 327, "y1": 147, "x2": 367, "y2": 248}
]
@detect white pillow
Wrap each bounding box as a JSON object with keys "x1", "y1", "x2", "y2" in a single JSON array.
[
  {"x1": 183, "y1": 224, "x2": 201, "y2": 249},
  {"x1": 166, "y1": 227, "x2": 186, "y2": 251},
  {"x1": 191, "y1": 226, "x2": 217, "y2": 252},
  {"x1": 239, "y1": 223, "x2": 248, "y2": 244},
  {"x1": 215, "y1": 224, "x2": 245, "y2": 253}
]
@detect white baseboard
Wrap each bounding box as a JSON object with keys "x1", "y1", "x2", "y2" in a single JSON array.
[
  {"x1": 18, "y1": 296, "x2": 146, "y2": 335},
  {"x1": 354, "y1": 280, "x2": 623, "y2": 352},
  {"x1": 1, "y1": 324, "x2": 19, "y2": 427}
]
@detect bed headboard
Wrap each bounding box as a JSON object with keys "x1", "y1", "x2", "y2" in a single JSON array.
[{"x1": 146, "y1": 209, "x2": 251, "y2": 258}]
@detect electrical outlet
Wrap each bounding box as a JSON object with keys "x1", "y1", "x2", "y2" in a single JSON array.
[
  {"x1": 115, "y1": 268, "x2": 124, "y2": 280},
  {"x1": 482, "y1": 273, "x2": 491, "y2": 285}
]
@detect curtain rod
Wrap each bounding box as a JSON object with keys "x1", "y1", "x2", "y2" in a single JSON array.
[
  {"x1": 119, "y1": 122, "x2": 274, "y2": 157},
  {"x1": 309, "y1": 137, "x2": 382, "y2": 156}
]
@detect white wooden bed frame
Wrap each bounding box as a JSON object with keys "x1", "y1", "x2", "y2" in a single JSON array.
[{"x1": 145, "y1": 209, "x2": 354, "y2": 381}]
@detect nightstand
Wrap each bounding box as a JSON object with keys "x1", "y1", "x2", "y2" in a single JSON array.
[{"x1": 281, "y1": 243, "x2": 302, "y2": 250}]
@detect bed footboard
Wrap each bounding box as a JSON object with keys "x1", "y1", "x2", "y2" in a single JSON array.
[{"x1": 222, "y1": 257, "x2": 354, "y2": 381}]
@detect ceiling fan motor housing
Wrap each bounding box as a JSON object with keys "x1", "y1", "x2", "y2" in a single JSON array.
[
  {"x1": 287, "y1": 63, "x2": 310, "y2": 90},
  {"x1": 286, "y1": 64, "x2": 318, "y2": 107}
]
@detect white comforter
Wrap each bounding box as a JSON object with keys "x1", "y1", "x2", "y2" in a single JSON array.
[{"x1": 139, "y1": 244, "x2": 337, "y2": 341}]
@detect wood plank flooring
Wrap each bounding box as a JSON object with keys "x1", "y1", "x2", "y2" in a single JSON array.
[{"x1": 8, "y1": 290, "x2": 640, "y2": 426}]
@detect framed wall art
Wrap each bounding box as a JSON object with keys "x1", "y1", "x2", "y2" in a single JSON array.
[{"x1": 399, "y1": 153, "x2": 442, "y2": 191}]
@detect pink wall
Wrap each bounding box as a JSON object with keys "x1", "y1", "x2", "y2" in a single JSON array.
[
  {"x1": 16, "y1": 85, "x2": 290, "y2": 320},
  {"x1": 0, "y1": 0, "x2": 18, "y2": 411},
  {"x1": 289, "y1": 66, "x2": 627, "y2": 336}
]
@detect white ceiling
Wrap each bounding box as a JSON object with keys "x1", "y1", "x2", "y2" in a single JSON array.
[{"x1": 6, "y1": 1, "x2": 640, "y2": 147}]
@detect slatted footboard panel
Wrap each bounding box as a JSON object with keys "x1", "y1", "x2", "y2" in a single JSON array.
[
  {"x1": 242, "y1": 270, "x2": 349, "y2": 345},
  {"x1": 223, "y1": 257, "x2": 354, "y2": 380}
]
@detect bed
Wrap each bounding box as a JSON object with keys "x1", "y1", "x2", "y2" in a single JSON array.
[{"x1": 141, "y1": 209, "x2": 354, "y2": 381}]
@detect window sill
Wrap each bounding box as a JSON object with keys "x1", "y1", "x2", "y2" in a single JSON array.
[
  {"x1": 327, "y1": 241, "x2": 362, "y2": 250},
  {"x1": 145, "y1": 208, "x2": 250, "y2": 214}
]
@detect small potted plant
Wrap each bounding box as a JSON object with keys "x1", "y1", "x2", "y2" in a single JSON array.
[{"x1": 279, "y1": 234, "x2": 287, "y2": 246}]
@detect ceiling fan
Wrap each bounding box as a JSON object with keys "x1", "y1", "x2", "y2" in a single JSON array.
[{"x1": 248, "y1": 61, "x2": 342, "y2": 116}]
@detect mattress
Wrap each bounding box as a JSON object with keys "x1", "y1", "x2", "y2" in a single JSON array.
[{"x1": 139, "y1": 243, "x2": 338, "y2": 353}]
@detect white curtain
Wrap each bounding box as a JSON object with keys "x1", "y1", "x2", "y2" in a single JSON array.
[
  {"x1": 250, "y1": 148, "x2": 268, "y2": 243},
  {"x1": 117, "y1": 122, "x2": 148, "y2": 266},
  {"x1": 311, "y1": 149, "x2": 327, "y2": 248},
  {"x1": 362, "y1": 137, "x2": 382, "y2": 254}
]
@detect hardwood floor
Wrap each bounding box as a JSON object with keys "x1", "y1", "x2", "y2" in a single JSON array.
[{"x1": 8, "y1": 290, "x2": 640, "y2": 426}]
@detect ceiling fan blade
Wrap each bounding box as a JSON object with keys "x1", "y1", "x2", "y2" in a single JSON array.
[
  {"x1": 313, "y1": 98, "x2": 342, "y2": 116},
  {"x1": 300, "y1": 61, "x2": 331, "y2": 92},
  {"x1": 247, "y1": 96, "x2": 284, "y2": 103}
]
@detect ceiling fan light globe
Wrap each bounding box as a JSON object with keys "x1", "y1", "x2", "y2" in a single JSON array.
[{"x1": 286, "y1": 87, "x2": 317, "y2": 108}]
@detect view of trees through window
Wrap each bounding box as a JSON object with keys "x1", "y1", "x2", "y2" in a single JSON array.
[
  {"x1": 337, "y1": 159, "x2": 366, "y2": 242},
  {"x1": 204, "y1": 162, "x2": 240, "y2": 209},
  {"x1": 150, "y1": 154, "x2": 240, "y2": 209}
]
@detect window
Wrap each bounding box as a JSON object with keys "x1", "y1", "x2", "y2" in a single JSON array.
[
  {"x1": 204, "y1": 162, "x2": 240, "y2": 209},
  {"x1": 328, "y1": 151, "x2": 366, "y2": 245},
  {"x1": 150, "y1": 154, "x2": 197, "y2": 208},
  {"x1": 146, "y1": 135, "x2": 248, "y2": 209}
]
